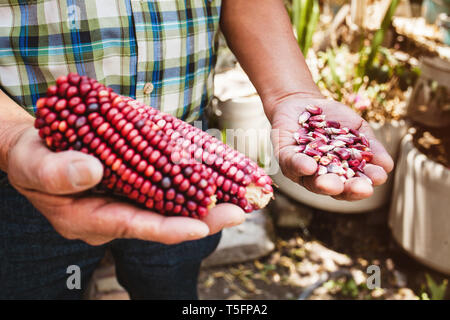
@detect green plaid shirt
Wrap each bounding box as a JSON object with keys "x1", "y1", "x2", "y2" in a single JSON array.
[{"x1": 0, "y1": 0, "x2": 221, "y2": 122}]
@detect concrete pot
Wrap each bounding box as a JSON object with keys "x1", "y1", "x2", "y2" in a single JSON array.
[
  {"x1": 212, "y1": 67, "x2": 272, "y2": 164},
  {"x1": 214, "y1": 95, "x2": 271, "y2": 135},
  {"x1": 406, "y1": 57, "x2": 450, "y2": 128},
  {"x1": 422, "y1": 0, "x2": 450, "y2": 24},
  {"x1": 389, "y1": 134, "x2": 450, "y2": 274},
  {"x1": 271, "y1": 120, "x2": 408, "y2": 213}
]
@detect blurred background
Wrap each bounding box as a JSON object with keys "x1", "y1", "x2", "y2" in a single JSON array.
[{"x1": 87, "y1": 0, "x2": 450, "y2": 300}]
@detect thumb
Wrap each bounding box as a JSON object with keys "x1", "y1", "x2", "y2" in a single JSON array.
[
  {"x1": 45, "y1": 151, "x2": 104, "y2": 194},
  {"x1": 8, "y1": 128, "x2": 103, "y2": 194}
]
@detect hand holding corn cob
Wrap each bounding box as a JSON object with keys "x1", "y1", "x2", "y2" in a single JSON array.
[
  {"x1": 34, "y1": 73, "x2": 273, "y2": 218},
  {"x1": 8, "y1": 126, "x2": 249, "y2": 245},
  {"x1": 7, "y1": 72, "x2": 279, "y2": 245}
]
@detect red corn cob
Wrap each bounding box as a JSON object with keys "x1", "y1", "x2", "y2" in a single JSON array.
[{"x1": 34, "y1": 73, "x2": 273, "y2": 218}]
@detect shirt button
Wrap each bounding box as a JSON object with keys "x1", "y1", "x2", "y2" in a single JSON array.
[{"x1": 144, "y1": 82, "x2": 154, "y2": 95}]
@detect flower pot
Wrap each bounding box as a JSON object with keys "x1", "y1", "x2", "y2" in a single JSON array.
[
  {"x1": 212, "y1": 94, "x2": 272, "y2": 163},
  {"x1": 212, "y1": 67, "x2": 272, "y2": 163},
  {"x1": 438, "y1": 13, "x2": 450, "y2": 45},
  {"x1": 422, "y1": 0, "x2": 450, "y2": 24},
  {"x1": 389, "y1": 134, "x2": 450, "y2": 274},
  {"x1": 406, "y1": 57, "x2": 450, "y2": 128},
  {"x1": 271, "y1": 120, "x2": 408, "y2": 213}
]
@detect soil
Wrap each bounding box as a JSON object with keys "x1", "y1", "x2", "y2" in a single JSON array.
[
  {"x1": 198, "y1": 199, "x2": 450, "y2": 300},
  {"x1": 412, "y1": 123, "x2": 450, "y2": 168}
]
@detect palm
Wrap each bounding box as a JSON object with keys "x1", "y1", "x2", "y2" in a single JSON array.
[{"x1": 270, "y1": 96, "x2": 394, "y2": 200}]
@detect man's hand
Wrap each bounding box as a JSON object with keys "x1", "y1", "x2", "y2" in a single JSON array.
[
  {"x1": 269, "y1": 95, "x2": 394, "y2": 201},
  {"x1": 220, "y1": 0, "x2": 394, "y2": 201},
  {"x1": 6, "y1": 127, "x2": 245, "y2": 246}
]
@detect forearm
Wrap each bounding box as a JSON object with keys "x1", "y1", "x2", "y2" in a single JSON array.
[
  {"x1": 220, "y1": 0, "x2": 323, "y2": 120},
  {"x1": 0, "y1": 90, "x2": 34, "y2": 171}
]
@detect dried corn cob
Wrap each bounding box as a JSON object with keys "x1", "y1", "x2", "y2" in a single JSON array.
[{"x1": 34, "y1": 73, "x2": 273, "y2": 218}]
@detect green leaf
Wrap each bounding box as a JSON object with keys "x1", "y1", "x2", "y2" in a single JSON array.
[
  {"x1": 326, "y1": 49, "x2": 343, "y2": 99},
  {"x1": 363, "y1": 0, "x2": 400, "y2": 75},
  {"x1": 303, "y1": 0, "x2": 320, "y2": 56},
  {"x1": 425, "y1": 274, "x2": 448, "y2": 300},
  {"x1": 292, "y1": 0, "x2": 301, "y2": 28}
]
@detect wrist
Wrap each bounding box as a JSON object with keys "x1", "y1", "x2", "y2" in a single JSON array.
[{"x1": 0, "y1": 122, "x2": 34, "y2": 172}]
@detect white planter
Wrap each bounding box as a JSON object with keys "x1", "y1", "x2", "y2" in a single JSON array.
[
  {"x1": 215, "y1": 95, "x2": 271, "y2": 133},
  {"x1": 389, "y1": 134, "x2": 450, "y2": 274},
  {"x1": 213, "y1": 67, "x2": 272, "y2": 163},
  {"x1": 271, "y1": 120, "x2": 408, "y2": 213},
  {"x1": 212, "y1": 94, "x2": 272, "y2": 164}
]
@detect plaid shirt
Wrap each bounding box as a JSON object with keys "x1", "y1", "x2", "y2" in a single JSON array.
[{"x1": 0, "y1": 0, "x2": 221, "y2": 122}]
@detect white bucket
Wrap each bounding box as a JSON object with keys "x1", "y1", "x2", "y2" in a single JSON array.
[{"x1": 389, "y1": 134, "x2": 450, "y2": 274}]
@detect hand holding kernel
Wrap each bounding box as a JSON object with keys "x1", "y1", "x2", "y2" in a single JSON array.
[{"x1": 269, "y1": 95, "x2": 394, "y2": 201}]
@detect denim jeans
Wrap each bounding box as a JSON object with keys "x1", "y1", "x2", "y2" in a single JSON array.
[{"x1": 0, "y1": 170, "x2": 221, "y2": 299}]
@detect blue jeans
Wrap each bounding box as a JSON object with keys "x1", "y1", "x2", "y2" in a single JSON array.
[{"x1": 0, "y1": 170, "x2": 221, "y2": 299}]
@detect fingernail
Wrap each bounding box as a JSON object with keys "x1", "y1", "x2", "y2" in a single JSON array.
[
  {"x1": 226, "y1": 218, "x2": 245, "y2": 228},
  {"x1": 68, "y1": 160, "x2": 101, "y2": 187},
  {"x1": 188, "y1": 225, "x2": 209, "y2": 238},
  {"x1": 188, "y1": 231, "x2": 208, "y2": 239},
  {"x1": 188, "y1": 232, "x2": 201, "y2": 238}
]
